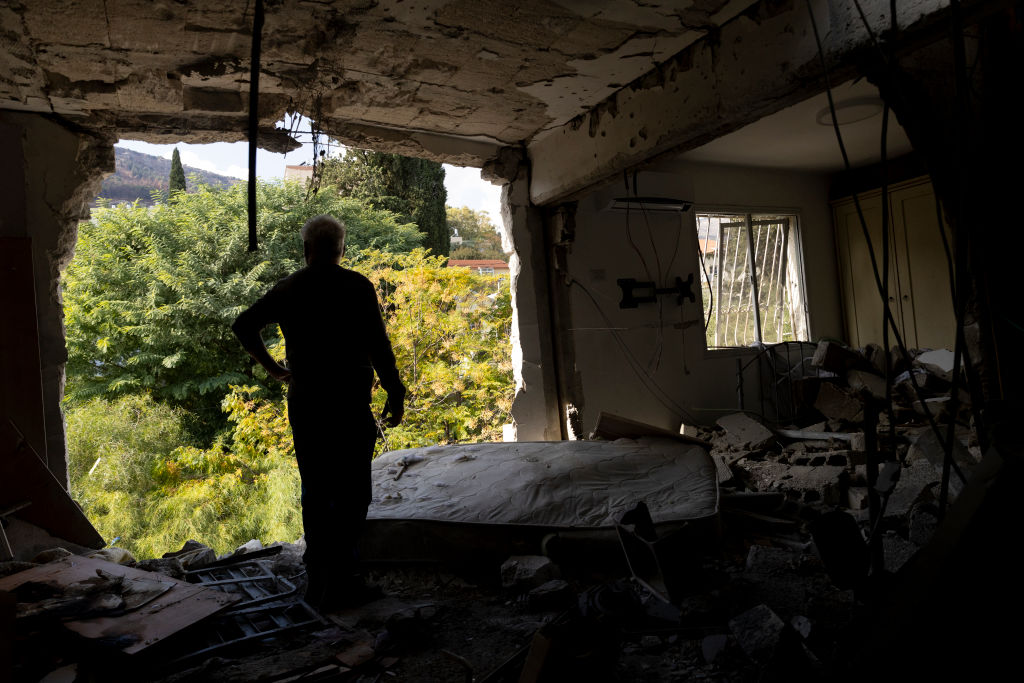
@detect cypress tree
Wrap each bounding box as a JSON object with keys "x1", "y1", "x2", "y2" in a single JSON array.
[{"x1": 169, "y1": 148, "x2": 187, "y2": 195}]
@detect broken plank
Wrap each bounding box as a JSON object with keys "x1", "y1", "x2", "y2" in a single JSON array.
[
  {"x1": 0, "y1": 555, "x2": 239, "y2": 655},
  {"x1": 593, "y1": 412, "x2": 711, "y2": 448},
  {"x1": 0, "y1": 422, "x2": 104, "y2": 549}
]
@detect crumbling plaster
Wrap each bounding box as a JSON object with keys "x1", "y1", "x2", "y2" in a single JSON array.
[
  {"x1": 527, "y1": 0, "x2": 950, "y2": 205},
  {"x1": 0, "y1": 0, "x2": 757, "y2": 168},
  {"x1": 0, "y1": 111, "x2": 114, "y2": 487}
]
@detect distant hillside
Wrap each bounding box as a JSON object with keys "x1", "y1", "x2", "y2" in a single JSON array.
[{"x1": 94, "y1": 147, "x2": 242, "y2": 207}]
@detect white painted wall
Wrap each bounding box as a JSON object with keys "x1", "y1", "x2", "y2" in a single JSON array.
[{"x1": 561, "y1": 161, "x2": 840, "y2": 433}]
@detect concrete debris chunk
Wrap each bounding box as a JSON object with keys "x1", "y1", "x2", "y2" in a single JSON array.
[
  {"x1": 791, "y1": 615, "x2": 813, "y2": 639},
  {"x1": 31, "y1": 547, "x2": 72, "y2": 564},
  {"x1": 847, "y1": 486, "x2": 870, "y2": 510},
  {"x1": 87, "y1": 547, "x2": 136, "y2": 565},
  {"x1": 863, "y1": 343, "x2": 887, "y2": 375},
  {"x1": 716, "y1": 413, "x2": 774, "y2": 450},
  {"x1": 501, "y1": 555, "x2": 560, "y2": 591},
  {"x1": 847, "y1": 369, "x2": 887, "y2": 400},
  {"x1": 739, "y1": 461, "x2": 846, "y2": 505},
  {"x1": 134, "y1": 557, "x2": 185, "y2": 579},
  {"x1": 811, "y1": 340, "x2": 863, "y2": 374},
  {"x1": 712, "y1": 453, "x2": 736, "y2": 484},
  {"x1": 813, "y1": 383, "x2": 864, "y2": 423},
  {"x1": 526, "y1": 579, "x2": 573, "y2": 611},
  {"x1": 915, "y1": 349, "x2": 956, "y2": 381},
  {"x1": 702, "y1": 634, "x2": 730, "y2": 664},
  {"x1": 162, "y1": 539, "x2": 216, "y2": 570},
  {"x1": 728, "y1": 604, "x2": 786, "y2": 661}
]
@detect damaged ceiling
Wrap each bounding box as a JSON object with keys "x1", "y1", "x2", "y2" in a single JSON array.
[{"x1": 0, "y1": 0, "x2": 754, "y2": 166}]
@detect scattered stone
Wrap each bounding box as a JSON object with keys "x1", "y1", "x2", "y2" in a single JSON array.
[
  {"x1": 814, "y1": 383, "x2": 864, "y2": 423},
  {"x1": 883, "y1": 533, "x2": 918, "y2": 573},
  {"x1": 135, "y1": 557, "x2": 186, "y2": 579},
  {"x1": 501, "y1": 555, "x2": 560, "y2": 591},
  {"x1": 702, "y1": 634, "x2": 729, "y2": 664},
  {"x1": 863, "y1": 343, "x2": 887, "y2": 375},
  {"x1": 811, "y1": 340, "x2": 864, "y2": 374},
  {"x1": 31, "y1": 548, "x2": 72, "y2": 564},
  {"x1": 791, "y1": 615, "x2": 812, "y2": 639},
  {"x1": 739, "y1": 462, "x2": 846, "y2": 505},
  {"x1": 847, "y1": 369, "x2": 887, "y2": 400},
  {"x1": 915, "y1": 349, "x2": 955, "y2": 381},
  {"x1": 728, "y1": 604, "x2": 785, "y2": 661},
  {"x1": 712, "y1": 453, "x2": 735, "y2": 484},
  {"x1": 163, "y1": 540, "x2": 217, "y2": 569},
  {"x1": 847, "y1": 487, "x2": 869, "y2": 510},
  {"x1": 526, "y1": 579, "x2": 573, "y2": 611},
  {"x1": 235, "y1": 539, "x2": 263, "y2": 555},
  {"x1": 849, "y1": 432, "x2": 866, "y2": 452},
  {"x1": 88, "y1": 547, "x2": 136, "y2": 565},
  {"x1": 716, "y1": 413, "x2": 775, "y2": 450}
]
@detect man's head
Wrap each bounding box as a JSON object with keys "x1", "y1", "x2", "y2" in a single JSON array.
[{"x1": 300, "y1": 214, "x2": 346, "y2": 264}]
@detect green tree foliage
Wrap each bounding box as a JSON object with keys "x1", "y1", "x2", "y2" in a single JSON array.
[
  {"x1": 320, "y1": 150, "x2": 449, "y2": 256},
  {"x1": 169, "y1": 148, "x2": 187, "y2": 195},
  {"x1": 447, "y1": 206, "x2": 505, "y2": 260},
  {"x1": 355, "y1": 249, "x2": 513, "y2": 450},
  {"x1": 67, "y1": 390, "x2": 302, "y2": 557},
  {"x1": 64, "y1": 181, "x2": 423, "y2": 435}
]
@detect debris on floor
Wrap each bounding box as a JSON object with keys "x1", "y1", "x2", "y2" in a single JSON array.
[{"x1": 1, "y1": 343, "x2": 976, "y2": 680}]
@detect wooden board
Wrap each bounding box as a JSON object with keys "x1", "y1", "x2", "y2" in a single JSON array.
[
  {"x1": 0, "y1": 555, "x2": 239, "y2": 655},
  {"x1": 0, "y1": 421, "x2": 105, "y2": 549}
]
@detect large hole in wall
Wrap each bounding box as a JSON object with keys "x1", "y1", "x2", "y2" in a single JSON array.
[{"x1": 58, "y1": 130, "x2": 516, "y2": 557}]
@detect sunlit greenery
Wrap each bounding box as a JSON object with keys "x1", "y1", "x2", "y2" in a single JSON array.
[{"x1": 63, "y1": 179, "x2": 512, "y2": 558}]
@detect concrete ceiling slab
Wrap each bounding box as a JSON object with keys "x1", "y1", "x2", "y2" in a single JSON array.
[{"x1": 0, "y1": 0, "x2": 751, "y2": 165}]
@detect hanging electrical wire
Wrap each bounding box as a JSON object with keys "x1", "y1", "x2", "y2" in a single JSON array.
[
  {"x1": 246, "y1": 0, "x2": 264, "y2": 253},
  {"x1": 805, "y1": 0, "x2": 968, "y2": 489}
]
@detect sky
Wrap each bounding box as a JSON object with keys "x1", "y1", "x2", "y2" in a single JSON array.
[{"x1": 116, "y1": 125, "x2": 503, "y2": 225}]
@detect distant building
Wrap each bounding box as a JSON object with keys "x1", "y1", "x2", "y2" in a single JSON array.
[
  {"x1": 447, "y1": 259, "x2": 509, "y2": 277},
  {"x1": 284, "y1": 165, "x2": 314, "y2": 183}
]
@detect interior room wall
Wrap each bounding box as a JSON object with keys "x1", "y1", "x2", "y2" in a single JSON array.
[{"x1": 561, "y1": 161, "x2": 839, "y2": 433}]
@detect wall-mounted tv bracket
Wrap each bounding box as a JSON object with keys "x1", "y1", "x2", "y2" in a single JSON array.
[{"x1": 617, "y1": 274, "x2": 696, "y2": 309}]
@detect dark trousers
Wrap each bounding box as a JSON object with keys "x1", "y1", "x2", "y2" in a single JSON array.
[{"x1": 288, "y1": 386, "x2": 377, "y2": 582}]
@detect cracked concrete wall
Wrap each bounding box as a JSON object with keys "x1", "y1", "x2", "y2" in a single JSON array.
[
  {"x1": 500, "y1": 163, "x2": 562, "y2": 441},
  {"x1": 556, "y1": 162, "x2": 836, "y2": 434},
  {"x1": 0, "y1": 111, "x2": 113, "y2": 488},
  {"x1": 527, "y1": 0, "x2": 950, "y2": 206}
]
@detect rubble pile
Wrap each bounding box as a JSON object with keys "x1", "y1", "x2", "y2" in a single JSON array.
[
  {"x1": 703, "y1": 341, "x2": 974, "y2": 561},
  {"x1": 0, "y1": 340, "x2": 975, "y2": 680}
]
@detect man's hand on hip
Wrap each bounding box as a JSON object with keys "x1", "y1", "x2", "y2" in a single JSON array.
[{"x1": 382, "y1": 394, "x2": 404, "y2": 428}]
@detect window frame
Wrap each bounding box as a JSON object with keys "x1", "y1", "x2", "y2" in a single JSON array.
[{"x1": 693, "y1": 205, "x2": 811, "y2": 352}]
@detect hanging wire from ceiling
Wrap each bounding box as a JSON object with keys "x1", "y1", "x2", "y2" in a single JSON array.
[{"x1": 246, "y1": 0, "x2": 264, "y2": 253}]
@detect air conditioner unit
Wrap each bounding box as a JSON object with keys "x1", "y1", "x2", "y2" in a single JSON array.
[{"x1": 606, "y1": 196, "x2": 693, "y2": 213}]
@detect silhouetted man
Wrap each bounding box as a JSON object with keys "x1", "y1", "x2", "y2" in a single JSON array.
[{"x1": 232, "y1": 214, "x2": 405, "y2": 609}]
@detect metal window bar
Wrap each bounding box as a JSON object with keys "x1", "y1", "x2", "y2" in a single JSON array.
[{"x1": 698, "y1": 214, "x2": 801, "y2": 348}]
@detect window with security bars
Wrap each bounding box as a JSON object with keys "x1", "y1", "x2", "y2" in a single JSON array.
[{"x1": 696, "y1": 212, "x2": 809, "y2": 348}]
